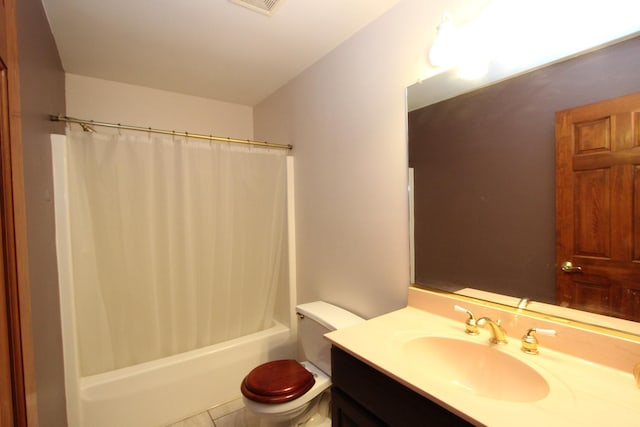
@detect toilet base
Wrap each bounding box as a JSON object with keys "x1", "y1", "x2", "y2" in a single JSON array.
[
  {"x1": 251, "y1": 390, "x2": 331, "y2": 427},
  {"x1": 297, "y1": 391, "x2": 331, "y2": 427}
]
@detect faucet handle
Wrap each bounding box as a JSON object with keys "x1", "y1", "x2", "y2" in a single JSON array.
[
  {"x1": 454, "y1": 305, "x2": 479, "y2": 335},
  {"x1": 521, "y1": 328, "x2": 557, "y2": 355}
]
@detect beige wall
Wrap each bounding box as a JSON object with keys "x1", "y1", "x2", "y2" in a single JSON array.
[
  {"x1": 65, "y1": 73, "x2": 254, "y2": 138},
  {"x1": 16, "y1": 0, "x2": 67, "y2": 425},
  {"x1": 254, "y1": 0, "x2": 640, "y2": 320},
  {"x1": 13, "y1": 1, "x2": 473, "y2": 423},
  {"x1": 254, "y1": 0, "x2": 463, "y2": 318},
  {"x1": 17, "y1": 1, "x2": 639, "y2": 424}
]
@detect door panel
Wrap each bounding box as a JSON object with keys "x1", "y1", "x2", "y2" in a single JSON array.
[
  {"x1": 622, "y1": 287, "x2": 640, "y2": 320},
  {"x1": 573, "y1": 168, "x2": 610, "y2": 258},
  {"x1": 575, "y1": 116, "x2": 610, "y2": 153},
  {"x1": 556, "y1": 92, "x2": 640, "y2": 322}
]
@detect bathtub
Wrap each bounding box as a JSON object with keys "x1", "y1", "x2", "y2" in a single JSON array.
[
  {"x1": 78, "y1": 321, "x2": 293, "y2": 427},
  {"x1": 53, "y1": 136, "x2": 299, "y2": 426}
]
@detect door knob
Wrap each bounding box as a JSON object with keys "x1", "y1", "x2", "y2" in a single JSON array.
[{"x1": 561, "y1": 261, "x2": 582, "y2": 273}]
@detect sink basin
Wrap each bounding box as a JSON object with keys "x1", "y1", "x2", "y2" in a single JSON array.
[{"x1": 403, "y1": 337, "x2": 550, "y2": 402}]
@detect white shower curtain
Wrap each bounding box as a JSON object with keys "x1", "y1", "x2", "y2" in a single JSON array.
[{"x1": 65, "y1": 129, "x2": 288, "y2": 376}]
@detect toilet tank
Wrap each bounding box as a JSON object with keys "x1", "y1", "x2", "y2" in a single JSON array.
[{"x1": 296, "y1": 301, "x2": 365, "y2": 376}]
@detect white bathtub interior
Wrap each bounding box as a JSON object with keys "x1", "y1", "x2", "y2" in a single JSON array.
[
  {"x1": 80, "y1": 323, "x2": 292, "y2": 427},
  {"x1": 52, "y1": 135, "x2": 298, "y2": 426}
]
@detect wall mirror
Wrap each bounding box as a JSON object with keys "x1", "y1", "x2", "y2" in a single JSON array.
[{"x1": 407, "y1": 34, "x2": 640, "y2": 337}]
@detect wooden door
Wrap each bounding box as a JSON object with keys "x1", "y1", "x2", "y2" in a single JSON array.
[
  {"x1": 556, "y1": 92, "x2": 640, "y2": 322},
  {"x1": 0, "y1": 0, "x2": 38, "y2": 425},
  {"x1": 0, "y1": 67, "x2": 15, "y2": 427}
]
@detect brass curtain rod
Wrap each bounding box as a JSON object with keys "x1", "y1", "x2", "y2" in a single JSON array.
[{"x1": 50, "y1": 114, "x2": 292, "y2": 150}]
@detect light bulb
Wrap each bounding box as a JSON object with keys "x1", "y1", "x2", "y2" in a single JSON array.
[{"x1": 428, "y1": 18, "x2": 459, "y2": 68}]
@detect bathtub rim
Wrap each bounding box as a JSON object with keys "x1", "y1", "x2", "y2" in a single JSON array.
[{"x1": 80, "y1": 320, "x2": 290, "y2": 390}]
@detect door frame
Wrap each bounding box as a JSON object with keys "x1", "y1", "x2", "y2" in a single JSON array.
[{"x1": 0, "y1": 0, "x2": 38, "y2": 425}]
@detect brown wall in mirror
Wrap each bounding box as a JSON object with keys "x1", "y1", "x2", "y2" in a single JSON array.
[{"x1": 408, "y1": 35, "x2": 640, "y2": 303}]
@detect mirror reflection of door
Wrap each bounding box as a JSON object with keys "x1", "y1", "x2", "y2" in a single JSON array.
[{"x1": 556, "y1": 92, "x2": 640, "y2": 322}]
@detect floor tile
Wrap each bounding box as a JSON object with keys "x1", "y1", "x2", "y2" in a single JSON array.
[
  {"x1": 208, "y1": 398, "x2": 246, "y2": 420},
  {"x1": 166, "y1": 411, "x2": 215, "y2": 427},
  {"x1": 213, "y1": 407, "x2": 260, "y2": 427}
]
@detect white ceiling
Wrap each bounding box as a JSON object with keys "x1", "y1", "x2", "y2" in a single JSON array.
[{"x1": 41, "y1": 0, "x2": 404, "y2": 106}]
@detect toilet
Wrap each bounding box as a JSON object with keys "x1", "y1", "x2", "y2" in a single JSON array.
[{"x1": 241, "y1": 301, "x2": 365, "y2": 426}]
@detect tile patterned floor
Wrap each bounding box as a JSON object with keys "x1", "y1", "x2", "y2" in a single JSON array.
[
  {"x1": 166, "y1": 393, "x2": 331, "y2": 427},
  {"x1": 166, "y1": 398, "x2": 260, "y2": 427}
]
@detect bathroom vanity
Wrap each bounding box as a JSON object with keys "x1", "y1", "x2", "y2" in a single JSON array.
[
  {"x1": 331, "y1": 345, "x2": 472, "y2": 426},
  {"x1": 325, "y1": 287, "x2": 640, "y2": 426}
]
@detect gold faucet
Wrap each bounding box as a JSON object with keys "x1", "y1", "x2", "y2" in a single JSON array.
[
  {"x1": 634, "y1": 362, "x2": 640, "y2": 388},
  {"x1": 477, "y1": 317, "x2": 507, "y2": 345}
]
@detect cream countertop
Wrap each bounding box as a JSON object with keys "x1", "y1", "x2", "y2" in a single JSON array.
[{"x1": 325, "y1": 288, "x2": 640, "y2": 427}]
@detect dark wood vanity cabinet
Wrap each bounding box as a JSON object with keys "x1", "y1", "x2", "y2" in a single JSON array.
[{"x1": 331, "y1": 346, "x2": 474, "y2": 427}]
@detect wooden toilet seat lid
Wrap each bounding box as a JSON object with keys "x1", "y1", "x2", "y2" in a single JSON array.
[{"x1": 241, "y1": 359, "x2": 315, "y2": 404}]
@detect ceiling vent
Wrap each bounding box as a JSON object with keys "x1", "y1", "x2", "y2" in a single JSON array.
[{"x1": 229, "y1": 0, "x2": 286, "y2": 16}]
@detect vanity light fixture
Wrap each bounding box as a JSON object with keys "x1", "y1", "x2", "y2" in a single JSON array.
[
  {"x1": 426, "y1": 4, "x2": 497, "y2": 80},
  {"x1": 428, "y1": 15, "x2": 459, "y2": 68},
  {"x1": 456, "y1": 53, "x2": 489, "y2": 80},
  {"x1": 428, "y1": 14, "x2": 488, "y2": 79}
]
